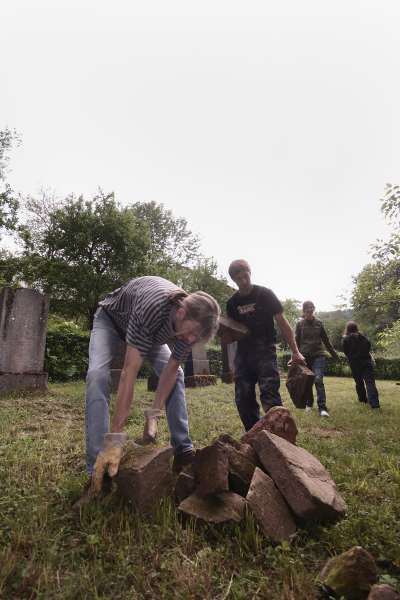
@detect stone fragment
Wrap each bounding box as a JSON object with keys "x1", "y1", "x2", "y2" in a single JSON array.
[
  {"x1": 174, "y1": 471, "x2": 196, "y2": 504},
  {"x1": 368, "y1": 584, "x2": 400, "y2": 599},
  {"x1": 217, "y1": 316, "x2": 249, "y2": 345},
  {"x1": 114, "y1": 442, "x2": 174, "y2": 512},
  {"x1": 319, "y1": 546, "x2": 378, "y2": 600},
  {"x1": 252, "y1": 431, "x2": 346, "y2": 521},
  {"x1": 241, "y1": 406, "x2": 298, "y2": 446},
  {"x1": 193, "y1": 443, "x2": 229, "y2": 496},
  {"x1": 286, "y1": 362, "x2": 315, "y2": 408},
  {"x1": 246, "y1": 468, "x2": 296, "y2": 542},
  {"x1": 184, "y1": 375, "x2": 217, "y2": 387},
  {"x1": 217, "y1": 433, "x2": 258, "y2": 464},
  {"x1": 178, "y1": 491, "x2": 245, "y2": 523}
]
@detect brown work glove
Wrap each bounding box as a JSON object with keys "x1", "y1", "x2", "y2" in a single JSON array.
[
  {"x1": 142, "y1": 408, "x2": 165, "y2": 444},
  {"x1": 91, "y1": 432, "x2": 127, "y2": 496}
]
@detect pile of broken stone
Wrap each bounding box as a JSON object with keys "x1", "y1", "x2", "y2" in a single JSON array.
[{"x1": 114, "y1": 406, "x2": 346, "y2": 543}]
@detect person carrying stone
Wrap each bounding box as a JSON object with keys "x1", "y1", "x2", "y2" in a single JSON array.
[
  {"x1": 295, "y1": 300, "x2": 339, "y2": 417},
  {"x1": 75, "y1": 275, "x2": 220, "y2": 507},
  {"x1": 342, "y1": 321, "x2": 380, "y2": 409},
  {"x1": 226, "y1": 259, "x2": 305, "y2": 432}
]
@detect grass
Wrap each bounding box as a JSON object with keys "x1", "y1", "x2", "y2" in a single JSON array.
[{"x1": 0, "y1": 377, "x2": 400, "y2": 599}]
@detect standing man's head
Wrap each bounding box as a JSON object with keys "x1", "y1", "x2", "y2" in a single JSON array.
[
  {"x1": 345, "y1": 321, "x2": 359, "y2": 335},
  {"x1": 302, "y1": 300, "x2": 315, "y2": 321},
  {"x1": 228, "y1": 259, "x2": 252, "y2": 295},
  {"x1": 173, "y1": 291, "x2": 221, "y2": 345}
]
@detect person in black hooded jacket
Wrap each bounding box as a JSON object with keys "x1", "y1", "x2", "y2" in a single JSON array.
[{"x1": 342, "y1": 321, "x2": 380, "y2": 409}]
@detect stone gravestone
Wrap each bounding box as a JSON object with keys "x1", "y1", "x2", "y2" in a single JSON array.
[
  {"x1": 221, "y1": 342, "x2": 237, "y2": 383},
  {"x1": 184, "y1": 342, "x2": 216, "y2": 387},
  {"x1": 0, "y1": 287, "x2": 49, "y2": 394}
]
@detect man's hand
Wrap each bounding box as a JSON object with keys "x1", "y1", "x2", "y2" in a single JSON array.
[
  {"x1": 291, "y1": 350, "x2": 306, "y2": 365},
  {"x1": 92, "y1": 432, "x2": 127, "y2": 495},
  {"x1": 142, "y1": 408, "x2": 165, "y2": 444}
]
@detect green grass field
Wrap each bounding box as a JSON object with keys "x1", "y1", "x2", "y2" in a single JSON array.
[{"x1": 1, "y1": 377, "x2": 399, "y2": 599}]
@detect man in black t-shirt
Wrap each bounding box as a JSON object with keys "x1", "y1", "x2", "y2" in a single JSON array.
[{"x1": 227, "y1": 259, "x2": 305, "y2": 431}]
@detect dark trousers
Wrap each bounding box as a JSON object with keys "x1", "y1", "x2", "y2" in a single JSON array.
[
  {"x1": 234, "y1": 342, "x2": 282, "y2": 431},
  {"x1": 350, "y1": 361, "x2": 380, "y2": 408},
  {"x1": 304, "y1": 355, "x2": 327, "y2": 412}
]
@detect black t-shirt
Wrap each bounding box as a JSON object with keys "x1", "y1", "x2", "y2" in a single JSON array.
[{"x1": 226, "y1": 285, "x2": 283, "y2": 347}]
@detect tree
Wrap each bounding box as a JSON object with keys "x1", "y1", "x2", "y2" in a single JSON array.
[
  {"x1": 130, "y1": 201, "x2": 201, "y2": 275},
  {"x1": 173, "y1": 258, "x2": 233, "y2": 311},
  {"x1": 17, "y1": 191, "x2": 150, "y2": 328},
  {"x1": 0, "y1": 128, "x2": 20, "y2": 238},
  {"x1": 352, "y1": 184, "x2": 400, "y2": 343}
]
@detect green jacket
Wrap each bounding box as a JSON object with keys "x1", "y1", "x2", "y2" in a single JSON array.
[{"x1": 295, "y1": 318, "x2": 337, "y2": 359}]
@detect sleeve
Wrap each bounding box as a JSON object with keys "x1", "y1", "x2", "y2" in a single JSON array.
[
  {"x1": 320, "y1": 323, "x2": 337, "y2": 356},
  {"x1": 226, "y1": 297, "x2": 236, "y2": 319},
  {"x1": 295, "y1": 321, "x2": 301, "y2": 348},
  {"x1": 171, "y1": 340, "x2": 192, "y2": 363},
  {"x1": 265, "y1": 288, "x2": 283, "y2": 315},
  {"x1": 342, "y1": 337, "x2": 350, "y2": 358},
  {"x1": 126, "y1": 312, "x2": 153, "y2": 358}
]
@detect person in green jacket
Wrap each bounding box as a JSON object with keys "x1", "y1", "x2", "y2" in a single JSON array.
[{"x1": 295, "y1": 300, "x2": 339, "y2": 417}]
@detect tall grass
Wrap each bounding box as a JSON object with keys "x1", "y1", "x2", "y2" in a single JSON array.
[{"x1": 0, "y1": 377, "x2": 399, "y2": 599}]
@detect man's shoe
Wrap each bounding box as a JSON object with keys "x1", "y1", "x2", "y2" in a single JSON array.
[
  {"x1": 172, "y1": 449, "x2": 196, "y2": 474},
  {"x1": 319, "y1": 410, "x2": 330, "y2": 417},
  {"x1": 305, "y1": 406, "x2": 313, "y2": 413}
]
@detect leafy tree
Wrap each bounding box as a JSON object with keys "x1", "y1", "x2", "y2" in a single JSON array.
[
  {"x1": 17, "y1": 191, "x2": 150, "y2": 328},
  {"x1": 173, "y1": 258, "x2": 233, "y2": 311},
  {"x1": 352, "y1": 184, "x2": 400, "y2": 343},
  {"x1": 130, "y1": 201, "x2": 201, "y2": 275},
  {"x1": 376, "y1": 320, "x2": 400, "y2": 357},
  {"x1": 276, "y1": 298, "x2": 301, "y2": 350},
  {"x1": 0, "y1": 128, "x2": 20, "y2": 237}
]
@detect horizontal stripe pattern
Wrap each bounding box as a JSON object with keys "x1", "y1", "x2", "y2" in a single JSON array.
[{"x1": 99, "y1": 276, "x2": 191, "y2": 362}]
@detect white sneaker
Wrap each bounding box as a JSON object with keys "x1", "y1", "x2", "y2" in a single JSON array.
[
  {"x1": 305, "y1": 406, "x2": 313, "y2": 412},
  {"x1": 320, "y1": 410, "x2": 330, "y2": 417}
]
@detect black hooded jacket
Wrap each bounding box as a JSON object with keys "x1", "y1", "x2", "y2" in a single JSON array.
[{"x1": 342, "y1": 333, "x2": 372, "y2": 366}]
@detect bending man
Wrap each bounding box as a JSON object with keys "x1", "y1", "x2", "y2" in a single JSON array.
[{"x1": 76, "y1": 275, "x2": 220, "y2": 506}]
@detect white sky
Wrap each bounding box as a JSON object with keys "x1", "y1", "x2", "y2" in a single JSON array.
[{"x1": 1, "y1": 0, "x2": 399, "y2": 310}]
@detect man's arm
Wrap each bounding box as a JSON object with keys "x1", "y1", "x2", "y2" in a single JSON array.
[
  {"x1": 275, "y1": 312, "x2": 305, "y2": 364},
  {"x1": 111, "y1": 345, "x2": 144, "y2": 432},
  {"x1": 152, "y1": 355, "x2": 181, "y2": 410},
  {"x1": 320, "y1": 325, "x2": 339, "y2": 359}
]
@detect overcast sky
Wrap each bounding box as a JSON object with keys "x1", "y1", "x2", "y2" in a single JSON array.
[{"x1": 2, "y1": 0, "x2": 399, "y2": 310}]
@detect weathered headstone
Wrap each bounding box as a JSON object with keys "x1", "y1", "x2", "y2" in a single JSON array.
[
  {"x1": 184, "y1": 341, "x2": 216, "y2": 387},
  {"x1": 0, "y1": 287, "x2": 49, "y2": 394}
]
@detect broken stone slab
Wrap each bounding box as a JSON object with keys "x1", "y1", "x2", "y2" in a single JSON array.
[
  {"x1": 114, "y1": 442, "x2": 174, "y2": 512},
  {"x1": 319, "y1": 546, "x2": 378, "y2": 600},
  {"x1": 241, "y1": 406, "x2": 298, "y2": 446},
  {"x1": 246, "y1": 468, "x2": 296, "y2": 542},
  {"x1": 184, "y1": 374, "x2": 217, "y2": 387},
  {"x1": 252, "y1": 431, "x2": 347, "y2": 522},
  {"x1": 193, "y1": 443, "x2": 229, "y2": 497},
  {"x1": 174, "y1": 470, "x2": 196, "y2": 504},
  {"x1": 217, "y1": 316, "x2": 249, "y2": 345},
  {"x1": 286, "y1": 362, "x2": 315, "y2": 409},
  {"x1": 368, "y1": 584, "x2": 400, "y2": 599},
  {"x1": 217, "y1": 433, "x2": 258, "y2": 464},
  {"x1": 213, "y1": 435, "x2": 256, "y2": 497},
  {"x1": 178, "y1": 491, "x2": 246, "y2": 523}
]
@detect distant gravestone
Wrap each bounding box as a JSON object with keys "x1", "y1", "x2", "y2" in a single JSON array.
[
  {"x1": 0, "y1": 287, "x2": 49, "y2": 394},
  {"x1": 184, "y1": 342, "x2": 216, "y2": 387}
]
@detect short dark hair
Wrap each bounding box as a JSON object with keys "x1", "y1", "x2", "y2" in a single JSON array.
[
  {"x1": 228, "y1": 259, "x2": 251, "y2": 279},
  {"x1": 302, "y1": 300, "x2": 315, "y2": 311}
]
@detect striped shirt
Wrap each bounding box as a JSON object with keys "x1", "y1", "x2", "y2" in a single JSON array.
[{"x1": 99, "y1": 276, "x2": 191, "y2": 362}]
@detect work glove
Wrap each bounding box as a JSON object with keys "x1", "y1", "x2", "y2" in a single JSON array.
[
  {"x1": 142, "y1": 408, "x2": 165, "y2": 444},
  {"x1": 92, "y1": 432, "x2": 127, "y2": 496}
]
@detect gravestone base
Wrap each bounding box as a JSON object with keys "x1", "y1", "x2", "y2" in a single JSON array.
[{"x1": 0, "y1": 372, "x2": 48, "y2": 395}]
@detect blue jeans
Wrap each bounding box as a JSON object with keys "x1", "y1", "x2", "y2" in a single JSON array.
[
  {"x1": 305, "y1": 355, "x2": 327, "y2": 412},
  {"x1": 85, "y1": 308, "x2": 193, "y2": 474}
]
